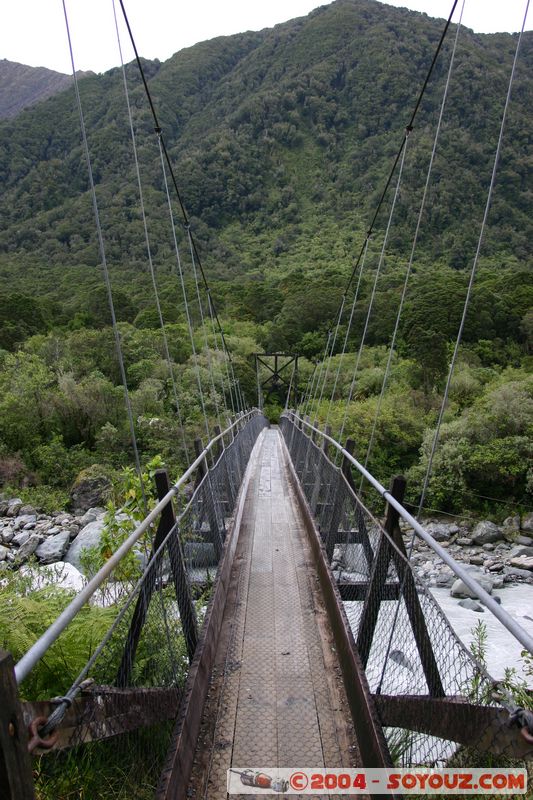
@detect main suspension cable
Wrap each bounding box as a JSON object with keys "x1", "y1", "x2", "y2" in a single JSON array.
[
  {"x1": 117, "y1": 0, "x2": 244, "y2": 410},
  {"x1": 111, "y1": 0, "x2": 190, "y2": 466},
  {"x1": 338, "y1": 135, "x2": 410, "y2": 445},
  {"x1": 416, "y1": 0, "x2": 530, "y2": 518},
  {"x1": 62, "y1": 0, "x2": 148, "y2": 512},
  {"x1": 362, "y1": 0, "x2": 466, "y2": 484}
]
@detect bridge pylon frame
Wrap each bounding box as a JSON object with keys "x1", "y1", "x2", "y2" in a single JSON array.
[{"x1": 254, "y1": 352, "x2": 298, "y2": 409}]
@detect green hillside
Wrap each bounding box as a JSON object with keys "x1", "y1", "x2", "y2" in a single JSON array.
[{"x1": 0, "y1": 0, "x2": 531, "y2": 517}]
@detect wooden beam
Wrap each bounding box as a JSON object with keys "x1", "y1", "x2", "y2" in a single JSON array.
[
  {"x1": 373, "y1": 694, "x2": 533, "y2": 759},
  {"x1": 21, "y1": 686, "x2": 180, "y2": 753}
]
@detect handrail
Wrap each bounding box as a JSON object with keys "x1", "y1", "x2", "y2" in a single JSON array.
[
  {"x1": 15, "y1": 409, "x2": 261, "y2": 684},
  {"x1": 283, "y1": 411, "x2": 533, "y2": 655}
]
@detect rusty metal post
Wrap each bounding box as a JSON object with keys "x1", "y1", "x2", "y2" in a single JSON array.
[
  {"x1": 325, "y1": 437, "x2": 355, "y2": 561},
  {"x1": 0, "y1": 650, "x2": 35, "y2": 800},
  {"x1": 155, "y1": 470, "x2": 198, "y2": 663},
  {"x1": 357, "y1": 475, "x2": 406, "y2": 667}
]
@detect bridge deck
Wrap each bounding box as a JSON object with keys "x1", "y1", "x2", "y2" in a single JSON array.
[{"x1": 188, "y1": 428, "x2": 360, "y2": 798}]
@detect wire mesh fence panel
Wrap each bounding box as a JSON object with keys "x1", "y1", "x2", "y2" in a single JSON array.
[
  {"x1": 280, "y1": 414, "x2": 533, "y2": 772},
  {"x1": 15, "y1": 412, "x2": 267, "y2": 800}
]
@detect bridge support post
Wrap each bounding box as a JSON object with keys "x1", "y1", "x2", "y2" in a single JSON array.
[
  {"x1": 117, "y1": 469, "x2": 198, "y2": 686},
  {"x1": 325, "y1": 438, "x2": 356, "y2": 561},
  {"x1": 0, "y1": 650, "x2": 35, "y2": 800},
  {"x1": 357, "y1": 476, "x2": 444, "y2": 697}
]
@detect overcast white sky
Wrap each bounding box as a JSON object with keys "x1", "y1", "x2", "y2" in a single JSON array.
[{"x1": 1, "y1": 0, "x2": 531, "y2": 75}]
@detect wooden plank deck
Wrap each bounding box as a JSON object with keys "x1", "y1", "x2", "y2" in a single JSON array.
[{"x1": 187, "y1": 428, "x2": 360, "y2": 798}]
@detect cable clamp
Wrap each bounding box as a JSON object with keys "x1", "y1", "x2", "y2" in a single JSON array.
[{"x1": 154, "y1": 126, "x2": 162, "y2": 135}]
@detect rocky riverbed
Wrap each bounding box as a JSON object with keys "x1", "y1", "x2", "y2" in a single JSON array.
[
  {"x1": 1, "y1": 496, "x2": 533, "y2": 634},
  {"x1": 0, "y1": 496, "x2": 109, "y2": 581}
]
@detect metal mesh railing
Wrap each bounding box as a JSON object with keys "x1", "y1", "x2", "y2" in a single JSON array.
[
  {"x1": 13, "y1": 411, "x2": 267, "y2": 800},
  {"x1": 280, "y1": 412, "x2": 533, "y2": 770}
]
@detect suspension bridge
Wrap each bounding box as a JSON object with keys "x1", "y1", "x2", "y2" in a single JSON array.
[{"x1": 1, "y1": 0, "x2": 532, "y2": 798}]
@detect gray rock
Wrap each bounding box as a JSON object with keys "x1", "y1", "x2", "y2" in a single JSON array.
[
  {"x1": 509, "y1": 545, "x2": 533, "y2": 559},
  {"x1": 482, "y1": 543, "x2": 495, "y2": 551},
  {"x1": 472, "y1": 521, "x2": 503, "y2": 545},
  {"x1": 456, "y1": 537, "x2": 473, "y2": 546},
  {"x1": 14, "y1": 514, "x2": 37, "y2": 530},
  {"x1": 425, "y1": 522, "x2": 459, "y2": 542},
  {"x1": 35, "y1": 532, "x2": 70, "y2": 564},
  {"x1": 503, "y1": 566, "x2": 533, "y2": 582},
  {"x1": 13, "y1": 530, "x2": 30, "y2": 548},
  {"x1": 503, "y1": 515, "x2": 520, "y2": 532},
  {"x1": 15, "y1": 534, "x2": 40, "y2": 561},
  {"x1": 516, "y1": 535, "x2": 533, "y2": 546},
  {"x1": 46, "y1": 527, "x2": 60, "y2": 536},
  {"x1": 64, "y1": 519, "x2": 106, "y2": 572},
  {"x1": 0, "y1": 529, "x2": 14, "y2": 544},
  {"x1": 18, "y1": 505, "x2": 36, "y2": 516},
  {"x1": 23, "y1": 522, "x2": 36, "y2": 530},
  {"x1": 458, "y1": 598, "x2": 484, "y2": 612},
  {"x1": 0, "y1": 545, "x2": 8, "y2": 561},
  {"x1": 509, "y1": 556, "x2": 533, "y2": 572},
  {"x1": 434, "y1": 567, "x2": 455, "y2": 588},
  {"x1": 389, "y1": 650, "x2": 414, "y2": 671},
  {"x1": 78, "y1": 507, "x2": 105, "y2": 527},
  {"x1": 70, "y1": 474, "x2": 111, "y2": 515},
  {"x1": 469, "y1": 555, "x2": 485, "y2": 566},
  {"x1": 19, "y1": 562, "x2": 85, "y2": 593},
  {"x1": 6, "y1": 498, "x2": 23, "y2": 517},
  {"x1": 451, "y1": 571, "x2": 494, "y2": 599}
]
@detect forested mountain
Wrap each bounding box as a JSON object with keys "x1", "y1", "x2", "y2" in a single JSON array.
[
  {"x1": 0, "y1": 59, "x2": 92, "y2": 120},
  {"x1": 0, "y1": 0, "x2": 531, "y2": 517}
]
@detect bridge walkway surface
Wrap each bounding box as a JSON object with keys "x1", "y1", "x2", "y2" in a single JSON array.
[{"x1": 187, "y1": 427, "x2": 361, "y2": 798}]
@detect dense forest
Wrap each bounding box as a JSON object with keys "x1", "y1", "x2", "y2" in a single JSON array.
[{"x1": 0, "y1": 0, "x2": 531, "y2": 518}]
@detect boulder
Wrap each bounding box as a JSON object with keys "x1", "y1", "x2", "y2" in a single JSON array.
[
  {"x1": 0, "y1": 545, "x2": 7, "y2": 561},
  {"x1": 15, "y1": 534, "x2": 40, "y2": 562},
  {"x1": 472, "y1": 521, "x2": 503, "y2": 545},
  {"x1": 70, "y1": 469, "x2": 111, "y2": 515},
  {"x1": 503, "y1": 566, "x2": 533, "y2": 582},
  {"x1": 13, "y1": 514, "x2": 37, "y2": 530},
  {"x1": 19, "y1": 562, "x2": 85, "y2": 593},
  {"x1": 458, "y1": 598, "x2": 484, "y2": 612},
  {"x1": 450, "y1": 570, "x2": 494, "y2": 599},
  {"x1": 35, "y1": 531, "x2": 70, "y2": 564},
  {"x1": 0, "y1": 529, "x2": 14, "y2": 544},
  {"x1": 433, "y1": 567, "x2": 455, "y2": 588},
  {"x1": 456, "y1": 537, "x2": 473, "y2": 546},
  {"x1": 516, "y1": 535, "x2": 533, "y2": 546},
  {"x1": 18, "y1": 505, "x2": 36, "y2": 517},
  {"x1": 6, "y1": 498, "x2": 23, "y2": 517},
  {"x1": 424, "y1": 522, "x2": 459, "y2": 542},
  {"x1": 508, "y1": 545, "x2": 533, "y2": 559},
  {"x1": 12, "y1": 530, "x2": 31, "y2": 548},
  {"x1": 64, "y1": 518, "x2": 106, "y2": 572},
  {"x1": 521, "y1": 512, "x2": 533, "y2": 533},
  {"x1": 509, "y1": 556, "x2": 533, "y2": 572},
  {"x1": 78, "y1": 507, "x2": 105, "y2": 526}
]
